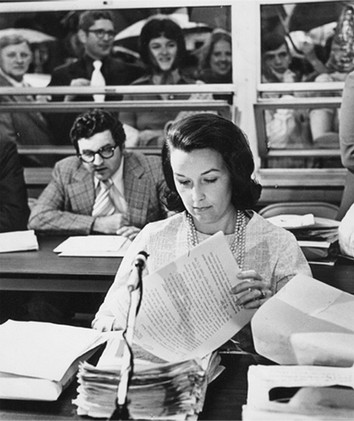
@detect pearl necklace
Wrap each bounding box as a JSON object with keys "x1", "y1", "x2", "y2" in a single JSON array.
[{"x1": 186, "y1": 210, "x2": 246, "y2": 268}]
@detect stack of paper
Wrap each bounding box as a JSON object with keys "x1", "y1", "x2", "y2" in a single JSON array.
[
  {"x1": 0, "y1": 320, "x2": 108, "y2": 401},
  {"x1": 53, "y1": 235, "x2": 132, "y2": 257},
  {"x1": 0, "y1": 230, "x2": 38, "y2": 253},
  {"x1": 74, "y1": 338, "x2": 222, "y2": 419},
  {"x1": 242, "y1": 364, "x2": 354, "y2": 420}
]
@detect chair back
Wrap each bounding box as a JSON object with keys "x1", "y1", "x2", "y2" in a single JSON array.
[{"x1": 259, "y1": 202, "x2": 339, "y2": 220}]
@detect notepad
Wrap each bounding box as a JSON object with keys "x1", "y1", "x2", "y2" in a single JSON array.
[
  {"x1": 53, "y1": 235, "x2": 132, "y2": 257},
  {"x1": 0, "y1": 230, "x2": 38, "y2": 253}
]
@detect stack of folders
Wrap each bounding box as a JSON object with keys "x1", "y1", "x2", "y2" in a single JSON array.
[
  {"x1": 266, "y1": 214, "x2": 340, "y2": 265},
  {"x1": 0, "y1": 230, "x2": 38, "y2": 253},
  {"x1": 74, "y1": 338, "x2": 222, "y2": 420}
]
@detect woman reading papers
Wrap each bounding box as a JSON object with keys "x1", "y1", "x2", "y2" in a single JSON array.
[{"x1": 92, "y1": 114, "x2": 311, "y2": 351}]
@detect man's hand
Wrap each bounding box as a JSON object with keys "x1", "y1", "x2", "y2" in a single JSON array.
[
  {"x1": 116, "y1": 225, "x2": 141, "y2": 241},
  {"x1": 92, "y1": 214, "x2": 127, "y2": 234},
  {"x1": 64, "y1": 78, "x2": 90, "y2": 101}
]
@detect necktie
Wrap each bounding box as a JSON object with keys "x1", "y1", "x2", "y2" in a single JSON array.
[
  {"x1": 92, "y1": 179, "x2": 115, "y2": 217},
  {"x1": 91, "y1": 60, "x2": 106, "y2": 102}
]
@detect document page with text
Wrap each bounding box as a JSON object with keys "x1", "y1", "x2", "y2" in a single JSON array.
[{"x1": 132, "y1": 232, "x2": 256, "y2": 361}]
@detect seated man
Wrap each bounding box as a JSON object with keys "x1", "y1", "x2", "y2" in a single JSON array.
[
  {"x1": 0, "y1": 139, "x2": 30, "y2": 323},
  {"x1": 0, "y1": 139, "x2": 29, "y2": 232},
  {"x1": 28, "y1": 109, "x2": 168, "y2": 240}
]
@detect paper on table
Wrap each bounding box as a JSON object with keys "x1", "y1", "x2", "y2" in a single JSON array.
[
  {"x1": 252, "y1": 275, "x2": 354, "y2": 364},
  {"x1": 0, "y1": 230, "x2": 38, "y2": 253},
  {"x1": 112, "y1": 231, "x2": 256, "y2": 362},
  {"x1": 53, "y1": 235, "x2": 131, "y2": 257}
]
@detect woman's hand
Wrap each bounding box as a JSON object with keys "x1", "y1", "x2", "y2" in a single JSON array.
[{"x1": 231, "y1": 270, "x2": 272, "y2": 309}]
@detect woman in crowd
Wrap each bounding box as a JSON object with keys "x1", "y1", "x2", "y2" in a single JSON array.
[
  {"x1": 196, "y1": 29, "x2": 232, "y2": 85},
  {"x1": 119, "y1": 15, "x2": 198, "y2": 147},
  {"x1": 0, "y1": 34, "x2": 55, "y2": 166},
  {"x1": 93, "y1": 113, "x2": 311, "y2": 350}
]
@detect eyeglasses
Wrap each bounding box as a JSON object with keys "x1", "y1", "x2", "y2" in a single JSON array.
[
  {"x1": 87, "y1": 29, "x2": 116, "y2": 40},
  {"x1": 78, "y1": 145, "x2": 118, "y2": 163}
]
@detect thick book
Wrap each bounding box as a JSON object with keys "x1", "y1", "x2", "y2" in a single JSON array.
[
  {"x1": 0, "y1": 230, "x2": 38, "y2": 253},
  {"x1": 0, "y1": 320, "x2": 109, "y2": 401}
]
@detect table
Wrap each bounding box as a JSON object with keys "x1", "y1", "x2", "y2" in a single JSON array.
[
  {"x1": 0, "y1": 352, "x2": 256, "y2": 421},
  {"x1": 0, "y1": 236, "x2": 120, "y2": 293}
]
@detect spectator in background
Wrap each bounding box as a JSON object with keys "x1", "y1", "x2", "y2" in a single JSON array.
[
  {"x1": 337, "y1": 70, "x2": 354, "y2": 220},
  {"x1": 0, "y1": 139, "x2": 29, "y2": 233},
  {"x1": 261, "y1": 33, "x2": 313, "y2": 168},
  {"x1": 46, "y1": 10, "x2": 143, "y2": 145},
  {"x1": 28, "y1": 109, "x2": 168, "y2": 239},
  {"x1": 196, "y1": 29, "x2": 232, "y2": 84},
  {"x1": 119, "y1": 15, "x2": 199, "y2": 147},
  {"x1": 0, "y1": 34, "x2": 55, "y2": 167},
  {"x1": 309, "y1": 4, "x2": 354, "y2": 147}
]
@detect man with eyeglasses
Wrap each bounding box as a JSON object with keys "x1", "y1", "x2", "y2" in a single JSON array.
[
  {"x1": 46, "y1": 10, "x2": 143, "y2": 144},
  {"x1": 28, "y1": 109, "x2": 168, "y2": 239}
]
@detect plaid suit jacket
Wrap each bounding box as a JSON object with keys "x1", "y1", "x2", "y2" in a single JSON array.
[{"x1": 28, "y1": 151, "x2": 167, "y2": 234}]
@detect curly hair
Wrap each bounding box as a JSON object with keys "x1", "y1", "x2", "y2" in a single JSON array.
[
  {"x1": 162, "y1": 113, "x2": 262, "y2": 212},
  {"x1": 70, "y1": 109, "x2": 125, "y2": 153},
  {"x1": 139, "y1": 15, "x2": 187, "y2": 70}
]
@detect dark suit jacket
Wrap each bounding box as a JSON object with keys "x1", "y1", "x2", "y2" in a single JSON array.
[
  {"x1": 28, "y1": 151, "x2": 167, "y2": 235},
  {"x1": 0, "y1": 140, "x2": 30, "y2": 232},
  {"x1": 0, "y1": 74, "x2": 55, "y2": 166},
  {"x1": 46, "y1": 55, "x2": 144, "y2": 144}
]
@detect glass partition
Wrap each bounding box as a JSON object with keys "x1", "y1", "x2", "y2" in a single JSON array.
[{"x1": 0, "y1": 0, "x2": 234, "y2": 156}]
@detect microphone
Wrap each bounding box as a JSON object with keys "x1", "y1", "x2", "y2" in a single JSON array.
[{"x1": 127, "y1": 251, "x2": 149, "y2": 292}]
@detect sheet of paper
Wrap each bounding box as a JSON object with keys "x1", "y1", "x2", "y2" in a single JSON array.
[
  {"x1": 0, "y1": 230, "x2": 38, "y2": 253},
  {"x1": 0, "y1": 320, "x2": 108, "y2": 381},
  {"x1": 113, "y1": 232, "x2": 256, "y2": 362},
  {"x1": 251, "y1": 275, "x2": 354, "y2": 364},
  {"x1": 53, "y1": 235, "x2": 131, "y2": 257}
]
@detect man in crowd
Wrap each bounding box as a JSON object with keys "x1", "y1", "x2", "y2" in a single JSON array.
[
  {"x1": 46, "y1": 10, "x2": 143, "y2": 144},
  {"x1": 28, "y1": 109, "x2": 168, "y2": 240},
  {"x1": 0, "y1": 34, "x2": 55, "y2": 166}
]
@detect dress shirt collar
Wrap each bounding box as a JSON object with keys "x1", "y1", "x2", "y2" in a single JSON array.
[
  {"x1": 0, "y1": 68, "x2": 28, "y2": 87},
  {"x1": 94, "y1": 154, "x2": 125, "y2": 196}
]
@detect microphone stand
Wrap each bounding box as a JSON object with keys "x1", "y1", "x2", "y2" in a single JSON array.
[{"x1": 109, "y1": 255, "x2": 146, "y2": 421}]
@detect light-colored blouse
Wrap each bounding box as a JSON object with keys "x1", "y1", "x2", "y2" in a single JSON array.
[{"x1": 93, "y1": 211, "x2": 311, "y2": 331}]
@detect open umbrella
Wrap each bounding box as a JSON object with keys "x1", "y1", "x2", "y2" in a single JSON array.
[
  {"x1": 114, "y1": 10, "x2": 210, "y2": 53},
  {"x1": 0, "y1": 28, "x2": 56, "y2": 43},
  {"x1": 288, "y1": 2, "x2": 344, "y2": 32}
]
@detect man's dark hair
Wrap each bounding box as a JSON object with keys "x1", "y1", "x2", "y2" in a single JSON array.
[
  {"x1": 261, "y1": 33, "x2": 289, "y2": 56},
  {"x1": 70, "y1": 109, "x2": 126, "y2": 153},
  {"x1": 78, "y1": 10, "x2": 114, "y2": 32}
]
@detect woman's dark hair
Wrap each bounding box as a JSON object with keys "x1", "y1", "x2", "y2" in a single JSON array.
[
  {"x1": 139, "y1": 15, "x2": 187, "y2": 70},
  {"x1": 70, "y1": 109, "x2": 125, "y2": 153},
  {"x1": 162, "y1": 113, "x2": 262, "y2": 212}
]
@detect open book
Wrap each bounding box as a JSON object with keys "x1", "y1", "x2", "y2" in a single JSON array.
[{"x1": 0, "y1": 320, "x2": 109, "y2": 401}]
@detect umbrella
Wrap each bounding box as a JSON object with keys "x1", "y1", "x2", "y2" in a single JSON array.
[
  {"x1": 114, "y1": 11, "x2": 210, "y2": 53},
  {"x1": 0, "y1": 28, "x2": 56, "y2": 44},
  {"x1": 288, "y1": 2, "x2": 344, "y2": 32}
]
